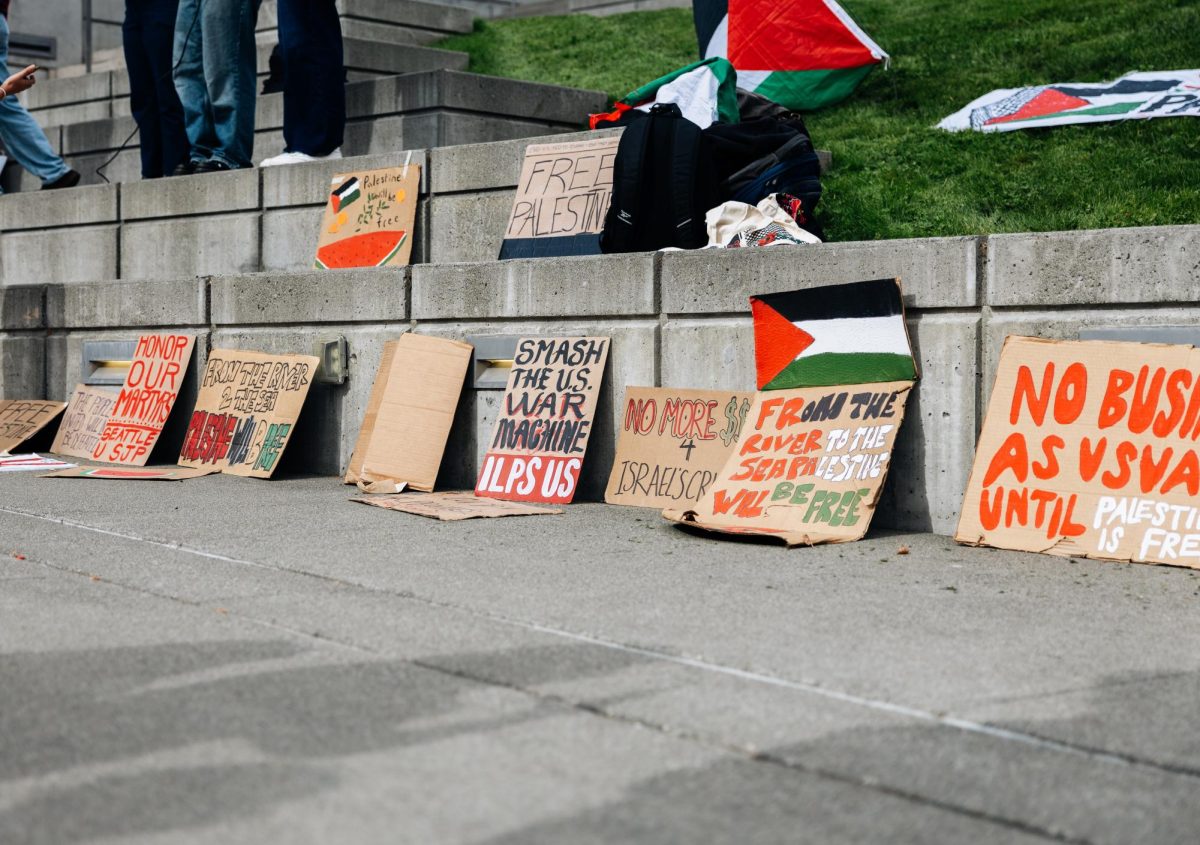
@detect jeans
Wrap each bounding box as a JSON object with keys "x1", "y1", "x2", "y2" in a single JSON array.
[
  {"x1": 172, "y1": 0, "x2": 261, "y2": 169},
  {"x1": 278, "y1": 0, "x2": 345, "y2": 156},
  {"x1": 0, "y1": 15, "x2": 70, "y2": 187},
  {"x1": 124, "y1": 0, "x2": 190, "y2": 178}
]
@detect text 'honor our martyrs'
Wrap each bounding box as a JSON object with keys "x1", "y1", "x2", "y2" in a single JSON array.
[
  {"x1": 476, "y1": 337, "x2": 609, "y2": 504},
  {"x1": 959, "y1": 338, "x2": 1200, "y2": 567},
  {"x1": 99, "y1": 334, "x2": 194, "y2": 465}
]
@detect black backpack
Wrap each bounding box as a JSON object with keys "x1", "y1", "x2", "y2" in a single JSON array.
[{"x1": 600, "y1": 103, "x2": 718, "y2": 253}]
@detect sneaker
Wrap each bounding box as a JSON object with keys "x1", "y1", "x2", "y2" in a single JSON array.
[
  {"x1": 42, "y1": 169, "x2": 81, "y2": 190},
  {"x1": 195, "y1": 159, "x2": 236, "y2": 174},
  {"x1": 172, "y1": 159, "x2": 202, "y2": 177},
  {"x1": 260, "y1": 148, "x2": 343, "y2": 167}
]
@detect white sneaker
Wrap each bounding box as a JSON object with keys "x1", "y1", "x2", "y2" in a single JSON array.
[{"x1": 259, "y1": 148, "x2": 344, "y2": 167}]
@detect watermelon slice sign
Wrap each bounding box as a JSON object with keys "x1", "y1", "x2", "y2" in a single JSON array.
[{"x1": 316, "y1": 230, "x2": 408, "y2": 269}]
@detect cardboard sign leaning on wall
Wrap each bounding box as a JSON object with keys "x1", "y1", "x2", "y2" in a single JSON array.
[
  {"x1": 0, "y1": 400, "x2": 67, "y2": 454},
  {"x1": 957, "y1": 336, "x2": 1200, "y2": 569},
  {"x1": 50, "y1": 385, "x2": 118, "y2": 460},
  {"x1": 315, "y1": 164, "x2": 420, "y2": 269}
]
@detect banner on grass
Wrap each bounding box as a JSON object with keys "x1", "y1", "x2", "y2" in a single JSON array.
[
  {"x1": 939, "y1": 70, "x2": 1200, "y2": 133},
  {"x1": 957, "y1": 336, "x2": 1200, "y2": 569},
  {"x1": 475, "y1": 337, "x2": 610, "y2": 505}
]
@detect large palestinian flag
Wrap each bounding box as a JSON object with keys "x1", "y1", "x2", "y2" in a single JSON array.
[
  {"x1": 694, "y1": 0, "x2": 888, "y2": 111},
  {"x1": 751, "y1": 279, "x2": 916, "y2": 389}
]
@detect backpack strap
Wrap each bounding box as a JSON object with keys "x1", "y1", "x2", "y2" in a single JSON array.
[
  {"x1": 667, "y1": 111, "x2": 703, "y2": 247},
  {"x1": 600, "y1": 111, "x2": 653, "y2": 253}
]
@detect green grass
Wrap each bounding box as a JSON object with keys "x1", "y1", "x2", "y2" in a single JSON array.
[{"x1": 436, "y1": 1, "x2": 1200, "y2": 242}]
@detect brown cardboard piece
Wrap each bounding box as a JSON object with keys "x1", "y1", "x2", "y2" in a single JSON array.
[
  {"x1": 605, "y1": 387, "x2": 754, "y2": 508},
  {"x1": 0, "y1": 400, "x2": 67, "y2": 454},
  {"x1": 50, "y1": 384, "x2": 119, "y2": 460},
  {"x1": 956, "y1": 336, "x2": 1200, "y2": 569},
  {"x1": 475, "y1": 337, "x2": 610, "y2": 504},
  {"x1": 352, "y1": 492, "x2": 562, "y2": 521},
  {"x1": 664, "y1": 382, "x2": 912, "y2": 546},
  {"x1": 96, "y1": 334, "x2": 196, "y2": 466},
  {"x1": 178, "y1": 348, "x2": 320, "y2": 478},
  {"x1": 42, "y1": 465, "x2": 219, "y2": 481},
  {"x1": 499, "y1": 136, "x2": 619, "y2": 259},
  {"x1": 345, "y1": 333, "x2": 473, "y2": 492},
  {"x1": 315, "y1": 165, "x2": 420, "y2": 269}
]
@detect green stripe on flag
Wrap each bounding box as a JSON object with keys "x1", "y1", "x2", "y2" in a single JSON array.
[
  {"x1": 764, "y1": 353, "x2": 916, "y2": 390},
  {"x1": 1008, "y1": 100, "x2": 1145, "y2": 122},
  {"x1": 752, "y1": 65, "x2": 878, "y2": 111}
]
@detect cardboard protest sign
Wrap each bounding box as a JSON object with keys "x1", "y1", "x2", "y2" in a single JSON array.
[
  {"x1": 956, "y1": 336, "x2": 1200, "y2": 569},
  {"x1": 42, "y1": 466, "x2": 218, "y2": 481},
  {"x1": 50, "y1": 385, "x2": 118, "y2": 460},
  {"x1": 352, "y1": 492, "x2": 562, "y2": 521},
  {"x1": 605, "y1": 387, "x2": 753, "y2": 508},
  {"x1": 0, "y1": 400, "x2": 67, "y2": 454},
  {"x1": 665, "y1": 383, "x2": 911, "y2": 545},
  {"x1": 939, "y1": 70, "x2": 1200, "y2": 133},
  {"x1": 179, "y1": 349, "x2": 319, "y2": 478},
  {"x1": 498, "y1": 137, "x2": 618, "y2": 260},
  {"x1": 751, "y1": 278, "x2": 917, "y2": 389},
  {"x1": 0, "y1": 454, "x2": 74, "y2": 473},
  {"x1": 96, "y1": 334, "x2": 195, "y2": 466},
  {"x1": 476, "y1": 337, "x2": 610, "y2": 504},
  {"x1": 315, "y1": 165, "x2": 420, "y2": 269},
  {"x1": 345, "y1": 333, "x2": 472, "y2": 492}
]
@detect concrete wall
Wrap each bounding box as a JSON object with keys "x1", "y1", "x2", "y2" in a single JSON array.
[{"x1": 5, "y1": 223, "x2": 1198, "y2": 535}]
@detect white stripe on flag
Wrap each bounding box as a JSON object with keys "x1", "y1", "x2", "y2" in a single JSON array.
[
  {"x1": 704, "y1": 15, "x2": 728, "y2": 59},
  {"x1": 793, "y1": 315, "x2": 910, "y2": 360}
]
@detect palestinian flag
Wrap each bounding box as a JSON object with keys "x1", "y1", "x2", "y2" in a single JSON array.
[
  {"x1": 590, "y1": 57, "x2": 740, "y2": 129},
  {"x1": 330, "y1": 177, "x2": 361, "y2": 213},
  {"x1": 695, "y1": 0, "x2": 888, "y2": 111},
  {"x1": 751, "y1": 279, "x2": 916, "y2": 389}
]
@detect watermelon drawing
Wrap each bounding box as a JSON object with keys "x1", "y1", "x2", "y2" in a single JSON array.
[{"x1": 315, "y1": 230, "x2": 409, "y2": 269}]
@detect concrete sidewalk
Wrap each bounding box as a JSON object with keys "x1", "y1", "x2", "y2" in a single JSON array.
[{"x1": 1, "y1": 471, "x2": 1198, "y2": 843}]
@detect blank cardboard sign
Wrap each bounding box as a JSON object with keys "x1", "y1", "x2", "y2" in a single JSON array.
[
  {"x1": 352, "y1": 492, "x2": 561, "y2": 521},
  {"x1": 605, "y1": 387, "x2": 753, "y2": 509},
  {"x1": 50, "y1": 385, "x2": 118, "y2": 460},
  {"x1": 179, "y1": 348, "x2": 319, "y2": 478},
  {"x1": 664, "y1": 382, "x2": 912, "y2": 546},
  {"x1": 43, "y1": 466, "x2": 218, "y2": 481},
  {"x1": 345, "y1": 333, "x2": 473, "y2": 492},
  {"x1": 475, "y1": 337, "x2": 610, "y2": 505},
  {"x1": 957, "y1": 336, "x2": 1200, "y2": 568},
  {"x1": 315, "y1": 165, "x2": 420, "y2": 269},
  {"x1": 0, "y1": 400, "x2": 67, "y2": 454}
]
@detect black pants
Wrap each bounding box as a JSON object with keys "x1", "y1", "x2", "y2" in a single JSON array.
[
  {"x1": 279, "y1": 0, "x2": 345, "y2": 156},
  {"x1": 123, "y1": 0, "x2": 189, "y2": 178}
]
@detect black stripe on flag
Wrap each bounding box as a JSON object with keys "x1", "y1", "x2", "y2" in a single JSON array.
[
  {"x1": 693, "y1": 0, "x2": 727, "y2": 56},
  {"x1": 752, "y1": 278, "x2": 903, "y2": 322}
]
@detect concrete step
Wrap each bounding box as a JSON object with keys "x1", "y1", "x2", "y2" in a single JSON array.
[
  {"x1": 3, "y1": 70, "x2": 606, "y2": 192},
  {"x1": 50, "y1": 0, "x2": 475, "y2": 78}
]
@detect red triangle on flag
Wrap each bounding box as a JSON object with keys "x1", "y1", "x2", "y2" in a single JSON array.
[
  {"x1": 730, "y1": 0, "x2": 883, "y2": 72},
  {"x1": 986, "y1": 89, "x2": 1092, "y2": 125},
  {"x1": 752, "y1": 298, "x2": 815, "y2": 388}
]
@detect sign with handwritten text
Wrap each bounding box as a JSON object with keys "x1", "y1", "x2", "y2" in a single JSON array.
[
  {"x1": 499, "y1": 137, "x2": 618, "y2": 259},
  {"x1": 179, "y1": 348, "x2": 319, "y2": 478},
  {"x1": 665, "y1": 382, "x2": 911, "y2": 545},
  {"x1": 0, "y1": 400, "x2": 66, "y2": 454},
  {"x1": 476, "y1": 337, "x2": 610, "y2": 504},
  {"x1": 605, "y1": 387, "x2": 753, "y2": 508},
  {"x1": 96, "y1": 334, "x2": 195, "y2": 465},
  {"x1": 50, "y1": 384, "x2": 118, "y2": 460},
  {"x1": 315, "y1": 165, "x2": 420, "y2": 269},
  {"x1": 957, "y1": 336, "x2": 1200, "y2": 568}
]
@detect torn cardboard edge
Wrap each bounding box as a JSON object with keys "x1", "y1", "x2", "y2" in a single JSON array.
[{"x1": 351, "y1": 491, "x2": 562, "y2": 521}]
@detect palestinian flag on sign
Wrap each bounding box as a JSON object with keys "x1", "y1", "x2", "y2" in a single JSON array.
[
  {"x1": 751, "y1": 279, "x2": 916, "y2": 390},
  {"x1": 330, "y1": 177, "x2": 361, "y2": 213},
  {"x1": 695, "y1": 0, "x2": 888, "y2": 111}
]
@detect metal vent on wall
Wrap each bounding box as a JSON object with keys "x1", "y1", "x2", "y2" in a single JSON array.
[
  {"x1": 81, "y1": 340, "x2": 136, "y2": 386},
  {"x1": 8, "y1": 33, "x2": 56, "y2": 61},
  {"x1": 469, "y1": 336, "x2": 519, "y2": 389}
]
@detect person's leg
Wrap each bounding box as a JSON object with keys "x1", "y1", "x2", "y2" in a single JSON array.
[
  {"x1": 173, "y1": 0, "x2": 215, "y2": 164},
  {"x1": 0, "y1": 15, "x2": 71, "y2": 184},
  {"x1": 123, "y1": 1, "x2": 164, "y2": 178},
  {"x1": 202, "y1": 0, "x2": 260, "y2": 168},
  {"x1": 279, "y1": 0, "x2": 344, "y2": 156},
  {"x1": 146, "y1": 0, "x2": 189, "y2": 174}
]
